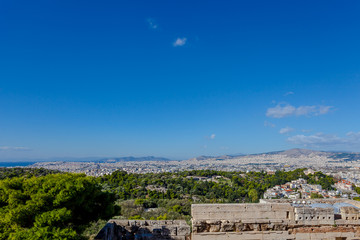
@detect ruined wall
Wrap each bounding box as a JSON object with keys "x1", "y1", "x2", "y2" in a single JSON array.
[
  {"x1": 294, "y1": 207, "x2": 334, "y2": 224},
  {"x1": 95, "y1": 201, "x2": 360, "y2": 240},
  {"x1": 340, "y1": 207, "x2": 360, "y2": 222},
  {"x1": 94, "y1": 220, "x2": 190, "y2": 240},
  {"x1": 191, "y1": 203, "x2": 360, "y2": 240},
  {"x1": 192, "y1": 203, "x2": 294, "y2": 221}
]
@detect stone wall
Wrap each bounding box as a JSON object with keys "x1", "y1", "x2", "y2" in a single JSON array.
[
  {"x1": 191, "y1": 202, "x2": 360, "y2": 240},
  {"x1": 294, "y1": 207, "x2": 334, "y2": 224},
  {"x1": 192, "y1": 203, "x2": 294, "y2": 222},
  {"x1": 94, "y1": 220, "x2": 190, "y2": 240},
  {"x1": 95, "y1": 200, "x2": 360, "y2": 240}
]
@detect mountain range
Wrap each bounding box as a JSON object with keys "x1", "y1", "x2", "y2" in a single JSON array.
[
  {"x1": 189, "y1": 148, "x2": 360, "y2": 162},
  {"x1": 2, "y1": 149, "x2": 360, "y2": 163}
]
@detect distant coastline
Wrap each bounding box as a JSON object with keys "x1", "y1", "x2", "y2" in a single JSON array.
[{"x1": 0, "y1": 162, "x2": 36, "y2": 167}]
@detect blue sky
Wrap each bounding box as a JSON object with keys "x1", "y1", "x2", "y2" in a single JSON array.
[{"x1": 1, "y1": 0, "x2": 360, "y2": 160}]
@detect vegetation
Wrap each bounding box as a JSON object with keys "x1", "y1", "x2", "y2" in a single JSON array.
[
  {"x1": 354, "y1": 186, "x2": 360, "y2": 195},
  {"x1": 100, "y1": 168, "x2": 334, "y2": 203},
  {"x1": 0, "y1": 167, "x2": 60, "y2": 180},
  {"x1": 0, "y1": 168, "x2": 335, "y2": 239},
  {"x1": 0, "y1": 173, "x2": 118, "y2": 240},
  {"x1": 306, "y1": 171, "x2": 335, "y2": 190},
  {"x1": 310, "y1": 192, "x2": 324, "y2": 199}
]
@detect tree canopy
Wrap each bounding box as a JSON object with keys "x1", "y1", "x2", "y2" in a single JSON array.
[{"x1": 0, "y1": 173, "x2": 118, "y2": 240}]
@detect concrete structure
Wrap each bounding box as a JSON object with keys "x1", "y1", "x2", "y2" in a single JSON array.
[
  {"x1": 94, "y1": 220, "x2": 190, "y2": 240},
  {"x1": 192, "y1": 199, "x2": 360, "y2": 240}
]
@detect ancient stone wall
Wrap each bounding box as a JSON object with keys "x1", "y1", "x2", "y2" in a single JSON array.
[
  {"x1": 94, "y1": 220, "x2": 190, "y2": 240},
  {"x1": 95, "y1": 200, "x2": 360, "y2": 240},
  {"x1": 294, "y1": 207, "x2": 334, "y2": 224},
  {"x1": 192, "y1": 203, "x2": 294, "y2": 221},
  {"x1": 191, "y1": 202, "x2": 360, "y2": 240}
]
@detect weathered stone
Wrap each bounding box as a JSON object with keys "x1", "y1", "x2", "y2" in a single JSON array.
[
  {"x1": 96, "y1": 199, "x2": 360, "y2": 239},
  {"x1": 260, "y1": 223, "x2": 269, "y2": 231},
  {"x1": 220, "y1": 221, "x2": 235, "y2": 232},
  {"x1": 234, "y1": 223, "x2": 244, "y2": 232},
  {"x1": 191, "y1": 199, "x2": 360, "y2": 240},
  {"x1": 95, "y1": 220, "x2": 190, "y2": 240},
  {"x1": 209, "y1": 224, "x2": 221, "y2": 232}
]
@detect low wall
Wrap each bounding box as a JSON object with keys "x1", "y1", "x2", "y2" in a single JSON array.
[
  {"x1": 191, "y1": 203, "x2": 360, "y2": 240},
  {"x1": 191, "y1": 203, "x2": 294, "y2": 222},
  {"x1": 94, "y1": 220, "x2": 190, "y2": 240},
  {"x1": 95, "y1": 201, "x2": 360, "y2": 240}
]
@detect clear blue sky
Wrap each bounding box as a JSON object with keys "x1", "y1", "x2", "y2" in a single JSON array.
[{"x1": 1, "y1": 0, "x2": 360, "y2": 160}]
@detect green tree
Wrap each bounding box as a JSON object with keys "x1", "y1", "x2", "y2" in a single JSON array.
[
  {"x1": 0, "y1": 173, "x2": 118, "y2": 240},
  {"x1": 248, "y1": 189, "x2": 259, "y2": 203},
  {"x1": 310, "y1": 192, "x2": 324, "y2": 199}
]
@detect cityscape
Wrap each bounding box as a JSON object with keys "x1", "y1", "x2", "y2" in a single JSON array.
[{"x1": 31, "y1": 148, "x2": 360, "y2": 183}]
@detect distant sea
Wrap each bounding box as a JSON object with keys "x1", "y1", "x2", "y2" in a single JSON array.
[{"x1": 0, "y1": 162, "x2": 37, "y2": 167}]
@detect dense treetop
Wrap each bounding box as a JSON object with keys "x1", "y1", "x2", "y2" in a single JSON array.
[
  {"x1": 0, "y1": 167, "x2": 60, "y2": 180},
  {"x1": 100, "y1": 168, "x2": 334, "y2": 203},
  {"x1": 0, "y1": 173, "x2": 117, "y2": 240}
]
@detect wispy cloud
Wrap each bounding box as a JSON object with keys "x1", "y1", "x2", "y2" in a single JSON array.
[
  {"x1": 279, "y1": 127, "x2": 295, "y2": 134},
  {"x1": 318, "y1": 105, "x2": 333, "y2": 115},
  {"x1": 266, "y1": 103, "x2": 333, "y2": 118},
  {"x1": 284, "y1": 91, "x2": 294, "y2": 96},
  {"x1": 173, "y1": 37, "x2": 187, "y2": 47},
  {"x1": 264, "y1": 121, "x2": 275, "y2": 128},
  {"x1": 0, "y1": 146, "x2": 31, "y2": 151},
  {"x1": 287, "y1": 131, "x2": 360, "y2": 147},
  {"x1": 205, "y1": 134, "x2": 216, "y2": 140},
  {"x1": 147, "y1": 18, "x2": 158, "y2": 29}
]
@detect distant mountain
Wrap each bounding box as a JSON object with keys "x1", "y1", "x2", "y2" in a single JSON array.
[
  {"x1": 272, "y1": 148, "x2": 360, "y2": 161},
  {"x1": 189, "y1": 148, "x2": 360, "y2": 162},
  {"x1": 188, "y1": 155, "x2": 214, "y2": 161},
  {"x1": 270, "y1": 148, "x2": 328, "y2": 157},
  {"x1": 4, "y1": 149, "x2": 360, "y2": 165}
]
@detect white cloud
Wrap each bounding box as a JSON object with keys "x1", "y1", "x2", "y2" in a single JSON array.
[
  {"x1": 266, "y1": 104, "x2": 296, "y2": 118},
  {"x1": 147, "y1": 18, "x2": 158, "y2": 29},
  {"x1": 0, "y1": 146, "x2": 31, "y2": 151},
  {"x1": 319, "y1": 105, "x2": 332, "y2": 115},
  {"x1": 279, "y1": 127, "x2": 295, "y2": 134},
  {"x1": 264, "y1": 121, "x2": 276, "y2": 128},
  {"x1": 266, "y1": 104, "x2": 332, "y2": 118},
  {"x1": 295, "y1": 105, "x2": 317, "y2": 116},
  {"x1": 205, "y1": 134, "x2": 216, "y2": 140},
  {"x1": 173, "y1": 37, "x2": 187, "y2": 47},
  {"x1": 287, "y1": 131, "x2": 360, "y2": 147},
  {"x1": 284, "y1": 91, "x2": 294, "y2": 96}
]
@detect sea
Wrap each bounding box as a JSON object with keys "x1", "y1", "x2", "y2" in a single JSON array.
[{"x1": 0, "y1": 162, "x2": 37, "y2": 167}]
